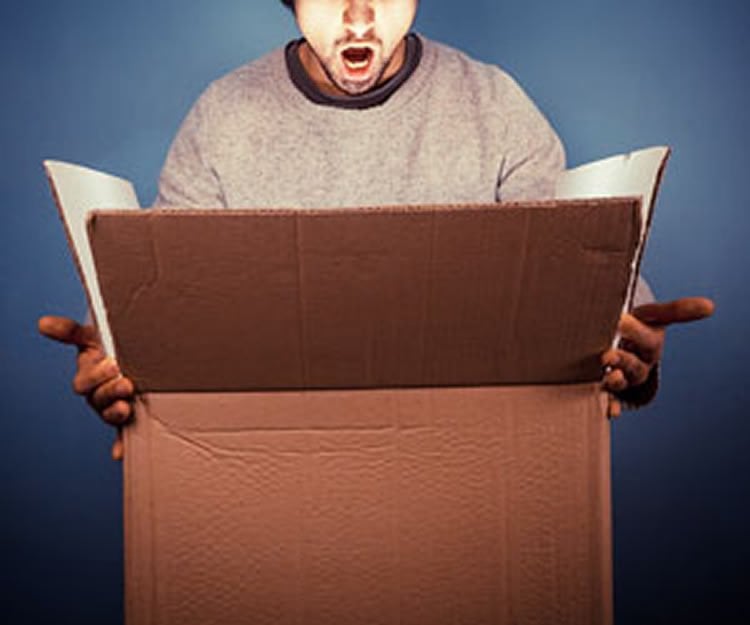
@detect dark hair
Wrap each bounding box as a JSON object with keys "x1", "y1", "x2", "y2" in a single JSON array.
[{"x1": 280, "y1": 0, "x2": 294, "y2": 11}]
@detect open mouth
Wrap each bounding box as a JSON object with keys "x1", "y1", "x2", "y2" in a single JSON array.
[{"x1": 341, "y1": 46, "x2": 374, "y2": 72}]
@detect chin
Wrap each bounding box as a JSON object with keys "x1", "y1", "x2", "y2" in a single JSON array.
[
  {"x1": 337, "y1": 78, "x2": 380, "y2": 95},
  {"x1": 332, "y1": 61, "x2": 387, "y2": 95}
]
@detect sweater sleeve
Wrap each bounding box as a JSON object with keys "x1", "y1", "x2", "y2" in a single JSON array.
[
  {"x1": 153, "y1": 88, "x2": 226, "y2": 209},
  {"x1": 493, "y1": 75, "x2": 566, "y2": 202}
]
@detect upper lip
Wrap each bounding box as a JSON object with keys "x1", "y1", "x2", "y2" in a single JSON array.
[
  {"x1": 339, "y1": 37, "x2": 377, "y2": 49},
  {"x1": 342, "y1": 44, "x2": 374, "y2": 52}
]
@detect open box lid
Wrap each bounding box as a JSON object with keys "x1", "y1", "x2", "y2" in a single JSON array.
[
  {"x1": 45, "y1": 147, "x2": 669, "y2": 392},
  {"x1": 86, "y1": 199, "x2": 640, "y2": 392}
]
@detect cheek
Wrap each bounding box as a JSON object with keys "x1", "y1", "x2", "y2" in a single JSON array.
[
  {"x1": 296, "y1": 2, "x2": 341, "y2": 51},
  {"x1": 378, "y1": 1, "x2": 418, "y2": 45}
]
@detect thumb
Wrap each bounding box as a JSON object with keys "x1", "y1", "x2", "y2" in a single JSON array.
[
  {"x1": 38, "y1": 315, "x2": 100, "y2": 350},
  {"x1": 607, "y1": 395, "x2": 622, "y2": 419},
  {"x1": 111, "y1": 428, "x2": 124, "y2": 462}
]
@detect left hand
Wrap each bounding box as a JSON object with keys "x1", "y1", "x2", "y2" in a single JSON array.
[{"x1": 602, "y1": 296, "x2": 715, "y2": 417}]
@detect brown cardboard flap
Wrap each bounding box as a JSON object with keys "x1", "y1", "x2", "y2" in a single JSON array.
[{"x1": 89, "y1": 199, "x2": 639, "y2": 392}]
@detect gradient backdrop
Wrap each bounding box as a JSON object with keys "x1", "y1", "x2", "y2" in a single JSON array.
[{"x1": 2, "y1": 1, "x2": 748, "y2": 623}]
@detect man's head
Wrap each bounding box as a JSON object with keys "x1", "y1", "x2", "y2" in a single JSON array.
[{"x1": 284, "y1": 0, "x2": 419, "y2": 97}]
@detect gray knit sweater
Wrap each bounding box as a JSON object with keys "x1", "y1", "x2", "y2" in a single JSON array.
[{"x1": 154, "y1": 35, "x2": 565, "y2": 209}]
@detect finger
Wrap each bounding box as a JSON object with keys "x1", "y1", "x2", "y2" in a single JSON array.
[
  {"x1": 601, "y1": 347, "x2": 619, "y2": 367},
  {"x1": 632, "y1": 297, "x2": 715, "y2": 326},
  {"x1": 607, "y1": 395, "x2": 622, "y2": 419},
  {"x1": 38, "y1": 315, "x2": 100, "y2": 350},
  {"x1": 72, "y1": 357, "x2": 120, "y2": 396},
  {"x1": 608, "y1": 349, "x2": 652, "y2": 388},
  {"x1": 88, "y1": 375, "x2": 135, "y2": 412},
  {"x1": 101, "y1": 400, "x2": 134, "y2": 426},
  {"x1": 111, "y1": 429, "x2": 124, "y2": 462},
  {"x1": 602, "y1": 368, "x2": 628, "y2": 393},
  {"x1": 618, "y1": 314, "x2": 664, "y2": 364},
  {"x1": 76, "y1": 345, "x2": 107, "y2": 371}
]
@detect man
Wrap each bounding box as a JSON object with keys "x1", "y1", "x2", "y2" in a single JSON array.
[{"x1": 39, "y1": 0, "x2": 713, "y2": 459}]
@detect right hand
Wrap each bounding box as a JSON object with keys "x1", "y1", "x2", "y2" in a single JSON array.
[{"x1": 38, "y1": 315, "x2": 135, "y2": 459}]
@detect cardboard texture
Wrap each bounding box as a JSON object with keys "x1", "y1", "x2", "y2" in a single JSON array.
[
  {"x1": 86, "y1": 200, "x2": 639, "y2": 625},
  {"x1": 45, "y1": 148, "x2": 671, "y2": 625}
]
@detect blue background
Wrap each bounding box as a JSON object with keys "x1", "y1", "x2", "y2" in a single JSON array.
[{"x1": 2, "y1": 1, "x2": 747, "y2": 623}]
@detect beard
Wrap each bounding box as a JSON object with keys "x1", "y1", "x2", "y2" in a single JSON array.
[{"x1": 317, "y1": 38, "x2": 393, "y2": 95}]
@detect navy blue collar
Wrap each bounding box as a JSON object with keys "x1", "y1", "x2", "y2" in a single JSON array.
[{"x1": 285, "y1": 34, "x2": 422, "y2": 110}]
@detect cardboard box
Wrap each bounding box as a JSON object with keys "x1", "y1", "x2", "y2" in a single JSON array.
[
  {"x1": 87, "y1": 200, "x2": 638, "y2": 625},
  {"x1": 45, "y1": 147, "x2": 670, "y2": 624}
]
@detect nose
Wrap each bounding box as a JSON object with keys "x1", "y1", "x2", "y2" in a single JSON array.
[{"x1": 343, "y1": 0, "x2": 375, "y2": 38}]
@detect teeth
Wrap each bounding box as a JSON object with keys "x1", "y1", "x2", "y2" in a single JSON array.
[{"x1": 345, "y1": 59, "x2": 369, "y2": 69}]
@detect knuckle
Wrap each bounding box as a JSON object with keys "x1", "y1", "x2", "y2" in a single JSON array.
[
  {"x1": 72, "y1": 374, "x2": 89, "y2": 395},
  {"x1": 90, "y1": 377, "x2": 130, "y2": 411},
  {"x1": 103, "y1": 401, "x2": 133, "y2": 425},
  {"x1": 640, "y1": 336, "x2": 662, "y2": 363},
  {"x1": 75, "y1": 360, "x2": 118, "y2": 397},
  {"x1": 624, "y1": 355, "x2": 650, "y2": 386},
  {"x1": 604, "y1": 369, "x2": 627, "y2": 392},
  {"x1": 118, "y1": 377, "x2": 135, "y2": 397},
  {"x1": 88, "y1": 385, "x2": 110, "y2": 411}
]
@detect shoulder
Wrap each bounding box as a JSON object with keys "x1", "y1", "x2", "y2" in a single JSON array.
[
  {"x1": 418, "y1": 36, "x2": 563, "y2": 151},
  {"x1": 416, "y1": 37, "x2": 565, "y2": 198},
  {"x1": 187, "y1": 46, "x2": 288, "y2": 128},
  {"x1": 419, "y1": 36, "x2": 537, "y2": 111}
]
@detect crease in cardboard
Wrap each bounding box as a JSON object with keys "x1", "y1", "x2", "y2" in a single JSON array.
[
  {"x1": 151, "y1": 406, "x2": 434, "y2": 440},
  {"x1": 154, "y1": 419, "x2": 231, "y2": 461},
  {"x1": 419, "y1": 211, "x2": 437, "y2": 385},
  {"x1": 364, "y1": 299, "x2": 375, "y2": 387},
  {"x1": 505, "y1": 208, "x2": 531, "y2": 359},
  {"x1": 166, "y1": 423, "x2": 434, "y2": 434},
  {"x1": 148, "y1": 397, "x2": 437, "y2": 461},
  {"x1": 294, "y1": 213, "x2": 310, "y2": 387},
  {"x1": 121, "y1": 215, "x2": 162, "y2": 321}
]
